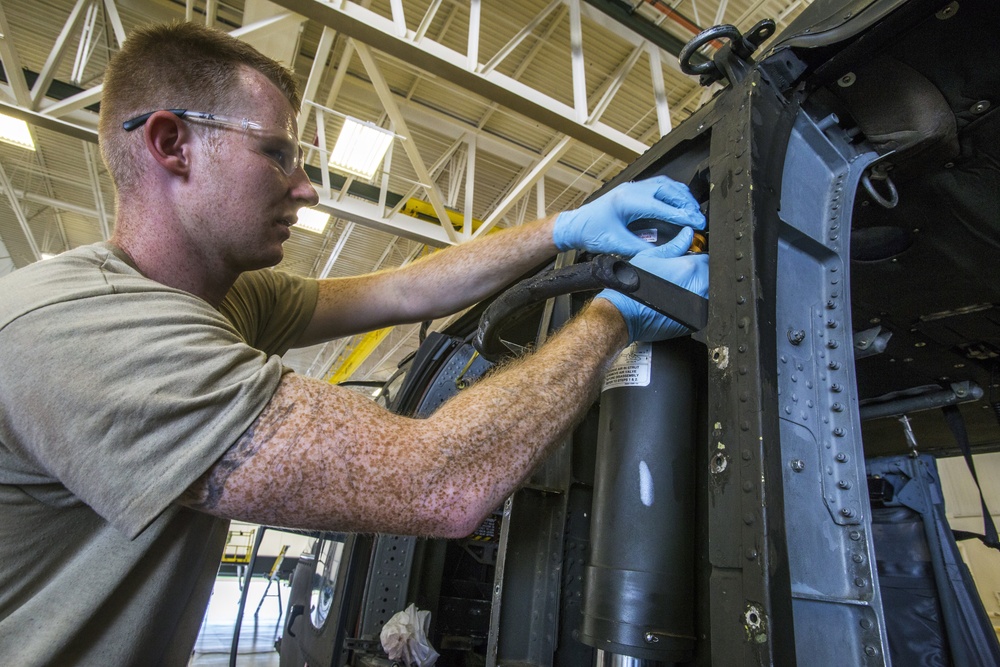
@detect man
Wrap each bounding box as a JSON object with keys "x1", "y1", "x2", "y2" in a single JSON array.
[{"x1": 0, "y1": 21, "x2": 707, "y2": 666}]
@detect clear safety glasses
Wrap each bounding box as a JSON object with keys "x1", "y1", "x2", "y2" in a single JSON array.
[{"x1": 122, "y1": 109, "x2": 305, "y2": 176}]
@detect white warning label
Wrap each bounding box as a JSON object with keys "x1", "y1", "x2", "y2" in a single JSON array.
[{"x1": 603, "y1": 342, "x2": 652, "y2": 391}]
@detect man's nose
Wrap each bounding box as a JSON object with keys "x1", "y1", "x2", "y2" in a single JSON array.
[{"x1": 291, "y1": 168, "x2": 320, "y2": 207}]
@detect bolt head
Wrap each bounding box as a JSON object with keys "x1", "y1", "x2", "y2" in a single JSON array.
[{"x1": 971, "y1": 100, "x2": 990, "y2": 114}]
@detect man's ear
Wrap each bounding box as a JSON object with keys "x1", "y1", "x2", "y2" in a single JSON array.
[{"x1": 142, "y1": 110, "x2": 193, "y2": 177}]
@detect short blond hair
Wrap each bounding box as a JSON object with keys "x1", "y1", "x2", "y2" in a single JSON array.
[{"x1": 99, "y1": 22, "x2": 300, "y2": 194}]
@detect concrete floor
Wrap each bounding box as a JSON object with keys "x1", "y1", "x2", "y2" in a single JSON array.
[{"x1": 188, "y1": 575, "x2": 285, "y2": 667}]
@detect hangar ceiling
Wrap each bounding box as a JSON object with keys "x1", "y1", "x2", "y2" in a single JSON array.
[{"x1": 0, "y1": 0, "x2": 810, "y2": 386}]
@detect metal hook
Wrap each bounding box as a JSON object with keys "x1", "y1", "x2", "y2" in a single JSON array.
[{"x1": 862, "y1": 171, "x2": 899, "y2": 209}]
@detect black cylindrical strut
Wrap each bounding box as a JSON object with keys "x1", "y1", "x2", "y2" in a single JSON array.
[{"x1": 581, "y1": 338, "x2": 697, "y2": 663}]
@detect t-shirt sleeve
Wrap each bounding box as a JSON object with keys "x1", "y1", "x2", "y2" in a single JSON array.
[
  {"x1": 0, "y1": 287, "x2": 300, "y2": 539},
  {"x1": 221, "y1": 269, "x2": 318, "y2": 355}
]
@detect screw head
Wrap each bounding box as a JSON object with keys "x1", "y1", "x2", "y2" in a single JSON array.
[
  {"x1": 837, "y1": 72, "x2": 856, "y2": 87},
  {"x1": 788, "y1": 329, "x2": 806, "y2": 345},
  {"x1": 936, "y1": 1, "x2": 958, "y2": 19},
  {"x1": 791, "y1": 459, "x2": 805, "y2": 472}
]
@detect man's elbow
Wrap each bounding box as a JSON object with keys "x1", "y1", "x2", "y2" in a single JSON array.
[
  {"x1": 412, "y1": 494, "x2": 496, "y2": 540},
  {"x1": 439, "y1": 510, "x2": 488, "y2": 540}
]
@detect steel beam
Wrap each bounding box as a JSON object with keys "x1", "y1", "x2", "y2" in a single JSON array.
[{"x1": 269, "y1": 0, "x2": 649, "y2": 162}]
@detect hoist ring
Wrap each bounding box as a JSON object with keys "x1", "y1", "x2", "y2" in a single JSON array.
[
  {"x1": 862, "y1": 172, "x2": 899, "y2": 209},
  {"x1": 679, "y1": 24, "x2": 742, "y2": 76}
]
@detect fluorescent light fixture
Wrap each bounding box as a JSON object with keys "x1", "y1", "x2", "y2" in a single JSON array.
[
  {"x1": 295, "y1": 207, "x2": 330, "y2": 234},
  {"x1": 0, "y1": 113, "x2": 35, "y2": 150},
  {"x1": 328, "y1": 117, "x2": 394, "y2": 180}
]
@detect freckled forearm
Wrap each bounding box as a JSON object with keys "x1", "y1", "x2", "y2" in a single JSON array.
[
  {"x1": 182, "y1": 300, "x2": 628, "y2": 537},
  {"x1": 410, "y1": 299, "x2": 628, "y2": 531},
  {"x1": 300, "y1": 216, "x2": 560, "y2": 344},
  {"x1": 386, "y1": 215, "x2": 560, "y2": 319}
]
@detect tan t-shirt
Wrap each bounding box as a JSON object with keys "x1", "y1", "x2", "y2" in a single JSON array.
[{"x1": 0, "y1": 242, "x2": 317, "y2": 665}]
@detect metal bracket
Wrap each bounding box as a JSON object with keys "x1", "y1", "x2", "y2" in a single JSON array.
[{"x1": 853, "y1": 325, "x2": 892, "y2": 358}]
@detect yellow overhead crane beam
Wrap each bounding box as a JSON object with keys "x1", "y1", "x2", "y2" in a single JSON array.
[
  {"x1": 326, "y1": 327, "x2": 394, "y2": 385},
  {"x1": 399, "y1": 198, "x2": 485, "y2": 233}
]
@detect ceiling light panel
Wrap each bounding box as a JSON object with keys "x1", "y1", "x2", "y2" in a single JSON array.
[{"x1": 328, "y1": 117, "x2": 395, "y2": 180}]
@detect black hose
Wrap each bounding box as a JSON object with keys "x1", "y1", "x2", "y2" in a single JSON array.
[{"x1": 472, "y1": 262, "x2": 604, "y2": 362}]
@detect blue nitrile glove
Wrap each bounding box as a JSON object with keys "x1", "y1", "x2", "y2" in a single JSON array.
[
  {"x1": 553, "y1": 174, "x2": 706, "y2": 257},
  {"x1": 595, "y1": 227, "x2": 709, "y2": 343}
]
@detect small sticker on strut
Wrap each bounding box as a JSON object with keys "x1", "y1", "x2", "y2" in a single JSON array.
[{"x1": 603, "y1": 342, "x2": 652, "y2": 391}]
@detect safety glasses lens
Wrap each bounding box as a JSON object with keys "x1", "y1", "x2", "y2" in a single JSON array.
[{"x1": 249, "y1": 131, "x2": 302, "y2": 176}]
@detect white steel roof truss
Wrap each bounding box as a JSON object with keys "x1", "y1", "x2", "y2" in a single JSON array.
[
  {"x1": 204, "y1": 0, "x2": 219, "y2": 27},
  {"x1": 414, "y1": 0, "x2": 445, "y2": 43},
  {"x1": 319, "y1": 221, "x2": 356, "y2": 279},
  {"x1": 69, "y1": 2, "x2": 100, "y2": 86},
  {"x1": 480, "y1": 0, "x2": 562, "y2": 76},
  {"x1": 99, "y1": 0, "x2": 126, "y2": 46},
  {"x1": 353, "y1": 40, "x2": 459, "y2": 242},
  {"x1": 83, "y1": 141, "x2": 110, "y2": 239},
  {"x1": 269, "y1": 0, "x2": 649, "y2": 162},
  {"x1": 568, "y1": 0, "x2": 587, "y2": 123},
  {"x1": 297, "y1": 25, "x2": 337, "y2": 141},
  {"x1": 0, "y1": 3, "x2": 33, "y2": 106},
  {"x1": 11, "y1": 188, "x2": 98, "y2": 219},
  {"x1": 536, "y1": 174, "x2": 547, "y2": 219},
  {"x1": 30, "y1": 0, "x2": 90, "y2": 110},
  {"x1": 388, "y1": 0, "x2": 407, "y2": 38},
  {"x1": 0, "y1": 161, "x2": 41, "y2": 261},
  {"x1": 478, "y1": 134, "x2": 574, "y2": 236},
  {"x1": 313, "y1": 193, "x2": 453, "y2": 247},
  {"x1": 647, "y1": 43, "x2": 672, "y2": 136},
  {"x1": 467, "y1": 0, "x2": 480, "y2": 71},
  {"x1": 476, "y1": 30, "x2": 656, "y2": 237},
  {"x1": 463, "y1": 132, "x2": 475, "y2": 237}
]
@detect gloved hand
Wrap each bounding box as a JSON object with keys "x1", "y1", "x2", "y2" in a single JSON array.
[
  {"x1": 553, "y1": 175, "x2": 706, "y2": 257},
  {"x1": 595, "y1": 227, "x2": 709, "y2": 343}
]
